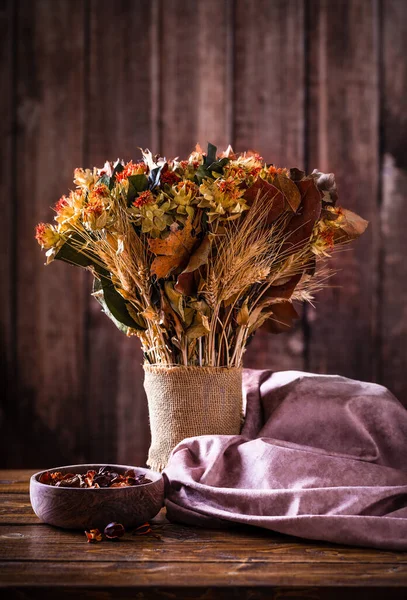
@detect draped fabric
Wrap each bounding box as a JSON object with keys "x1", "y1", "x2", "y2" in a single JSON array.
[{"x1": 164, "y1": 370, "x2": 407, "y2": 550}]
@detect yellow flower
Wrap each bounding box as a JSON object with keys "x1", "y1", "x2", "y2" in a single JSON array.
[
  {"x1": 35, "y1": 223, "x2": 61, "y2": 250},
  {"x1": 130, "y1": 192, "x2": 173, "y2": 237},
  {"x1": 74, "y1": 167, "x2": 98, "y2": 190},
  {"x1": 54, "y1": 190, "x2": 84, "y2": 233},
  {"x1": 81, "y1": 184, "x2": 113, "y2": 231},
  {"x1": 198, "y1": 177, "x2": 248, "y2": 221},
  {"x1": 170, "y1": 181, "x2": 198, "y2": 220}
]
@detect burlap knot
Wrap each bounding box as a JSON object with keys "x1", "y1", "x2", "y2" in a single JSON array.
[{"x1": 143, "y1": 365, "x2": 243, "y2": 472}]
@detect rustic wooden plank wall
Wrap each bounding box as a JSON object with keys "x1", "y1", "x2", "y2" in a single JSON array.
[{"x1": 1, "y1": 0, "x2": 406, "y2": 469}]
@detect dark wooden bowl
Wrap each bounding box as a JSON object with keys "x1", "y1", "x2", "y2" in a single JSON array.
[{"x1": 30, "y1": 464, "x2": 164, "y2": 530}]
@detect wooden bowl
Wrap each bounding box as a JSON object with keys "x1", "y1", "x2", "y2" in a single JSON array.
[{"x1": 30, "y1": 464, "x2": 164, "y2": 530}]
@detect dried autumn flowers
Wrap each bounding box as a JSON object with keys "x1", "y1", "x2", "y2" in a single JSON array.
[
  {"x1": 39, "y1": 466, "x2": 152, "y2": 489},
  {"x1": 36, "y1": 143, "x2": 368, "y2": 367}
]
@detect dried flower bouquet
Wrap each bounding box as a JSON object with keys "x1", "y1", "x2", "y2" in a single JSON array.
[
  {"x1": 36, "y1": 143, "x2": 367, "y2": 368},
  {"x1": 36, "y1": 143, "x2": 367, "y2": 470}
]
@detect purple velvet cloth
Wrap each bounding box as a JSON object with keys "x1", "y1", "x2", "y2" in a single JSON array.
[{"x1": 163, "y1": 370, "x2": 407, "y2": 550}]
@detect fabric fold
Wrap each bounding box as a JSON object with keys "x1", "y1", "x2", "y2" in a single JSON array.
[{"x1": 164, "y1": 370, "x2": 407, "y2": 549}]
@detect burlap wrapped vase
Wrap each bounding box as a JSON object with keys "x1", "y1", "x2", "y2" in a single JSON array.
[{"x1": 144, "y1": 365, "x2": 243, "y2": 472}]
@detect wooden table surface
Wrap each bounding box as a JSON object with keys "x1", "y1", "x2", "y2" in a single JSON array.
[{"x1": 1, "y1": 470, "x2": 406, "y2": 599}]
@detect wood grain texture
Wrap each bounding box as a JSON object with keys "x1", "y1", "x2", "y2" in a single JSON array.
[
  {"x1": 380, "y1": 0, "x2": 407, "y2": 406},
  {"x1": 2, "y1": 523, "x2": 407, "y2": 563},
  {"x1": 7, "y1": 585, "x2": 405, "y2": 600},
  {"x1": 306, "y1": 0, "x2": 379, "y2": 381},
  {"x1": 0, "y1": 0, "x2": 15, "y2": 427},
  {"x1": 160, "y1": 0, "x2": 232, "y2": 158},
  {"x1": 2, "y1": 588, "x2": 407, "y2": 600},
  {"x1": 86, "y1": 0, "x2": 155, "y2": 465},
  {"x1": 14, "y1": 0, "x2": 87, "y2": 467},
  {"x1": 234, "y1": 0, "x2": 306, "y2": 372},
  {"x1": 1, "y1": 560, "x2": 406, "y2": 588}
]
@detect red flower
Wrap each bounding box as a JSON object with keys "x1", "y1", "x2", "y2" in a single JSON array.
[
  {"x1": 160, "y1": 170, "x2": 180, "y2": 186},
  {"x1": 54, "y1": 196, "x2": 68, "y2": 214},
  {"x1": 133, "y1": 190, "x2": 154, "y2": 208}
]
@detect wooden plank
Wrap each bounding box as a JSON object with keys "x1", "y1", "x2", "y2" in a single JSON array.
[
  {"x1": 0, "y1": 495, "x2": 38, "y2": 523},
  {"x1": 380, "y1": 0, "x2": 407, "y2": 407},
  {"x1": 160, "y1": 0, "x2": 232, "y2": 158},
  {"x1": 1, "y1": 588, "x2": 407, "y2": 600},
  {"x1": 0, "y1": 470, "x2": 32, "y2": 492},
  {"x1": 15, "y1": 0, "x2": 86, "y2": 468},
  {"x1": 0, "y1": 523, "x2": 406, "y2": 564},
  {"x1": 0, "y1": 0, "x2": 15, "y2": 453},
  {"x1": 306, "y1": 0, "x2": 379, "y2": 380},
  {"x1": 4, "y1": 589, "x2": 407, "y2": 600},
  {"x1": 234, "y1": 0, "x2": 305, "y2": 371},
  {"x1": 0, "y1": 560, "x2": 406, "y2": 588},
  {"x1": 86, "y1": 0, "x2": 156, "y2": 466}
]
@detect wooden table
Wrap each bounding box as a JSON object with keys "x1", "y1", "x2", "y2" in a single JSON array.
[{"x1": 1, "y1": 470, "x2": 406, "y2": 599}]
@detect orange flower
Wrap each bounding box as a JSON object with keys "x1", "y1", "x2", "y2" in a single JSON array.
[
  {"x1": 54, "y1": 195, "x2": 69, "y2": 214},
  {"x1": 35, "y1": 223, "x2": 60, "y2": 249},
  {"x1": 133, "y1": 190, "x2": 154, "y2": 208},
  {"x1": 116, "y1": 161, "x2": 147, "y2": 183},
  {"x1": 268, "y1": 165, "x2": 288, "y2": 176}
]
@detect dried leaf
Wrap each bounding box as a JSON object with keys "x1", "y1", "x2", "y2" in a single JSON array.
[
  {"x1": 283, "y1": 178, "x2": 322, "y2": 250},
  {"x1": 160, "y1": 289, "x2": 184, "y2": 339},
  {"x1": 186, "y1": 312, "x2": 210, "y2": 340},
  {"x1": 164, "y1": 281, "x2": 185, "y2": 320},
  {"x1": 148, "y1": 217, "x2": 198, "y2": 279},
  {"x1": 335, "y1": 208, "x2": 369, "y2": 240},
  {"x1": 262, "y1": 302, "x2": 299, "y2": 334},
  {"x1": 243, "y1": 178, "x2": 285, "y2": 224},
  {"x1": 270, "y1": 174, "x2": 301, "y2": 212},
  {"x1": 236, "y1": 300, "x2": 250, "y2": 326},
  {"x1": 175, "y1": 235, "x2": 212, "y2": 295},
  {"x1": 289, "y1": 167, "x2": 305, "y2": 181},
  {"x1": 262, "y1": 274, "x2": 302, "y2": 302}
]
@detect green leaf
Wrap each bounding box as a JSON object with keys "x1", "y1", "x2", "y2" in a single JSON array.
[
  {"x1": 194, "y1": 158, "x2": 229, "y2": 185},
  {"x1": 92, "y1": 277, "x2": 130, "y2": 335},
  {"x1": 109, "y1": 162, "x2": 124, "y2": 190},
  {"x1": 127, "y1": 174, "x2": 148, "y2": 205},
  {"x1": 205, "y1": 143, "x2": 217, "y2": 167},
  {"x1": 94, "y1": 268, "x2": 146, "y2": 330},
  {"x1": 55, "y1": 234, "x2": 97, "y2": 268}
]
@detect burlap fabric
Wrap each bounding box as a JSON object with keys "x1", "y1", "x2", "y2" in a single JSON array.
[{"x1": 144, "y1": 365, "x2": 243, "y2": 472}]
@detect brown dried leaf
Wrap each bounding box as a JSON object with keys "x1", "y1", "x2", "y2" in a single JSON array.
[
  {"x1": 283, "y1": 178, "x2": 322, "y2": 250},
  {"x1": 270, "y1": 174, "x2": 301, "y2": 212},
  {"x1": 186, "y1": 312, "x2": 210, "y2": 340},
  {"x1": 262, "y1": 302, "x2": 299, "y2": 334},
  {"x1": 243, "y1": 178, "x2": 285, "y2": 224},
  {"x1": 148, "y1": 217, "x2": 197, "y2": 279},
  {"x1": 236, "y1": 300, "x2": 250, "y2": 326},
  {"x1": 262, "y1": 274, "x2": 302, "y2": 302},
  {"x1": 175, "y1": 235, "x2": 211, "y2": 295},
  {"x1": 335, "y1": 208, "x2": 369, "y2": 240}
]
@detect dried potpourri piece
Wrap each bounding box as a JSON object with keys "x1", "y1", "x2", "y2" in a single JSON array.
[
  {"x1": 38, "y1": 466, "x2": 152, "y2": 488},
  {"x1": 133, "y1": 522, "x2": 153, "y2": 535},
  {"x1": 132, "y1": 522, "x2": 162, "y2": 541},
  {"x1": 85, "y1": 529, "x2": 103, "y2": 543},
  {"x1": 104, "y1": 522, "x2": 125, "y2": 540},
  {"x1": 55, "y1": 475, "x2": 82, "y2": 488}
]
